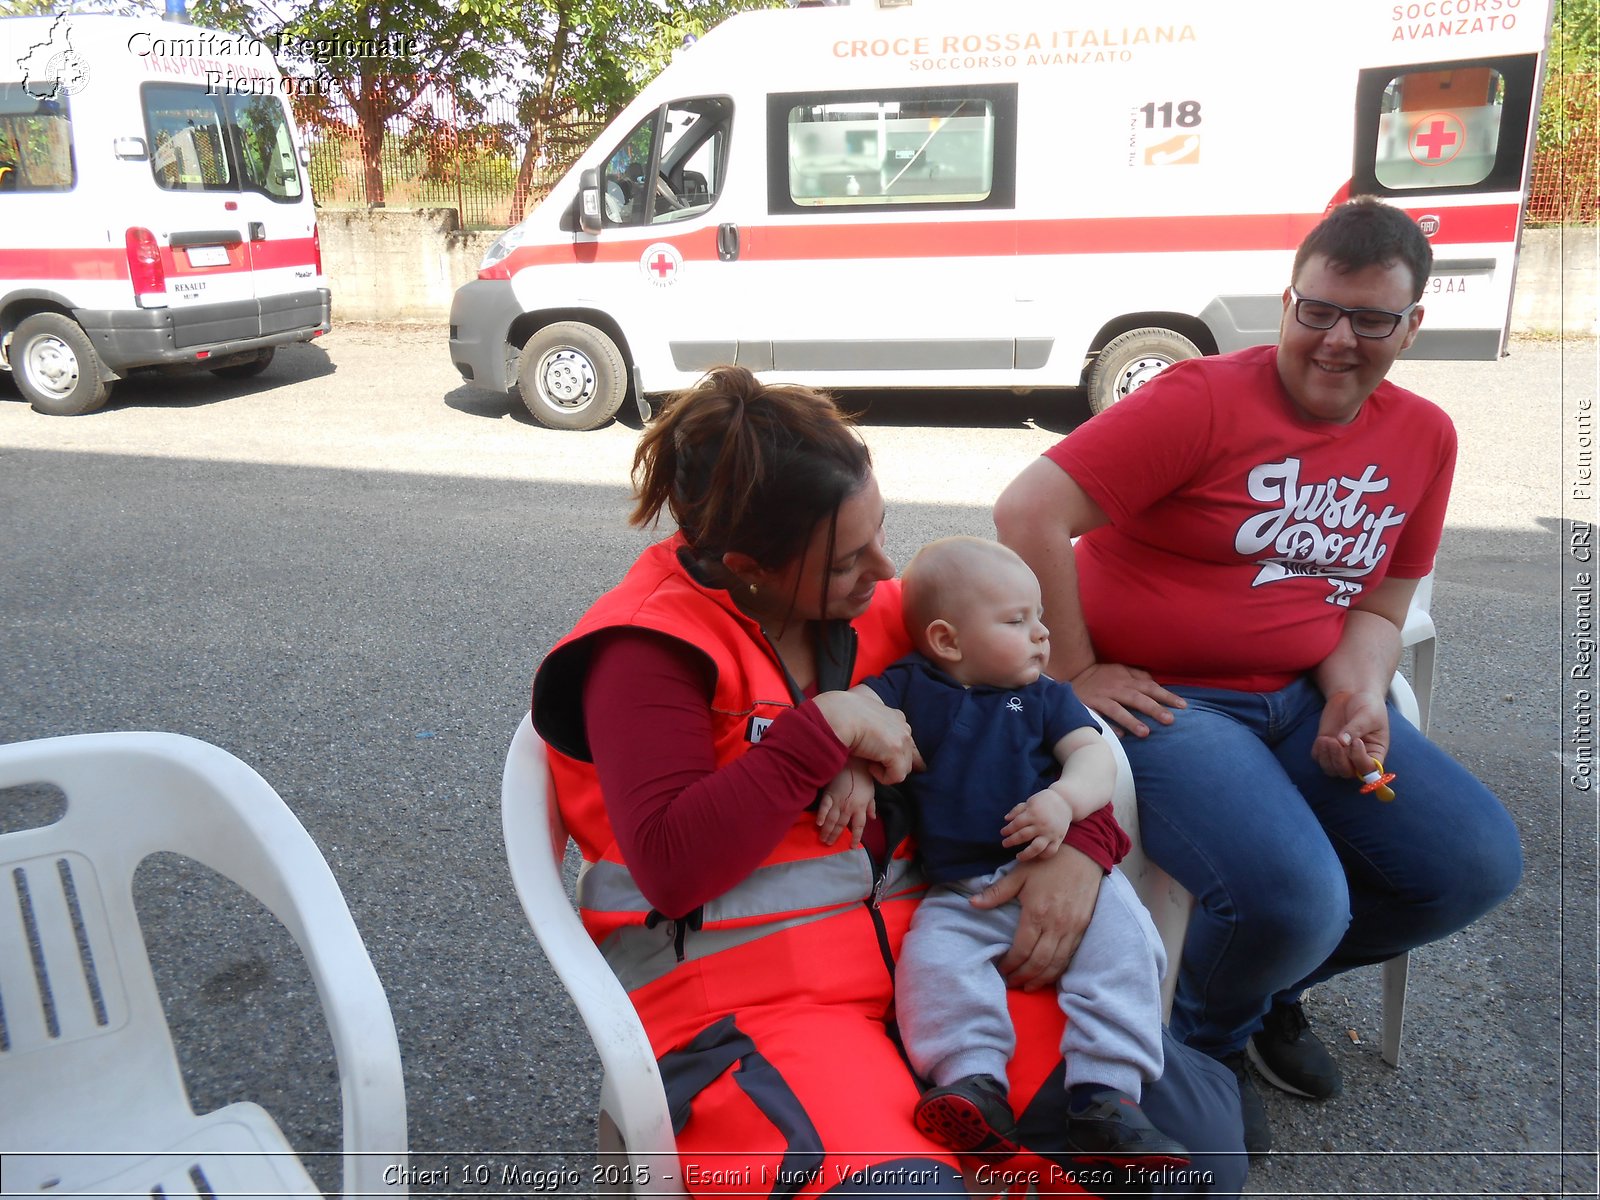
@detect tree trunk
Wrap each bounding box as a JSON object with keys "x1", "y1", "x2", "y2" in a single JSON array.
[
  {"x1": 357, "y1": 96, "x2": 388, "y2": 208},
  {"x1": 508, "y1": 19, "x2": 572, "y2": 224}
]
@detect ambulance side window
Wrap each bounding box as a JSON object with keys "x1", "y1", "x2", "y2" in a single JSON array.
[
  {"x1": 600, "y1": 117, "x2": 657, "y2": 226},
  {"x1": 1353, "y1": 55, "x2": 1536, "y2": 198},
  {"x1": 143, "y1": 84, "x2": 233, "y2": 192},
  {"x1": 653, "y1": 97, "x2": 730, "y2": 224},
  {"x1": 0, "y1": 84, "x2": 75, "y2": 193},
  {"x1": 770, "y1": 84, "x2": 1017, "y2": 214},
  {"x1": 594, "y1": 95, "x2": 731, "y2": 228},
  {"x1": 228, "y1": 94, "x2": 304, "y2": 202}
]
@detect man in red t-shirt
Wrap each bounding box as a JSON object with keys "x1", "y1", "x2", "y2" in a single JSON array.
[{"x1": 995, "y1": 198, "x2": 1522, "y2": 1157}]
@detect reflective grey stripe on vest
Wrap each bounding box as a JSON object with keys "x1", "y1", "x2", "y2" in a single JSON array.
[{"x1": 582, "y1": 852, "x2": 927, "y2": 992}]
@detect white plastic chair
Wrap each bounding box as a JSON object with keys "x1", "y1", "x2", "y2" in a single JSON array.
[
  {"x1": 501, "y1": 716, "x2": 682, "y2": 1198},
  {"x1": 1402, "y1": 570, "x2": 1437, "y2": 734},
  {"x1": 0, "y1": 731, "x2": 408, "y2": 1198}
]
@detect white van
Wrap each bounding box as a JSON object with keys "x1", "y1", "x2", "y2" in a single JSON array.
[
  {"x1": 450, "y1": 0, "x2": 1551, "y2": 430},
  {"x1": 0, "y1": 13, "x2": 328, "y2": 415}
]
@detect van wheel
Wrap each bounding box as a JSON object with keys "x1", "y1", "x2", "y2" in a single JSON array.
[
  {"x1": 516, "y1": 321, "x2": 627, "y2": 431},
  {"x1": 1086, "y1": 327, "x2": 1202, "y2": 415},
  {"x1": 12, "y1": 313, "x2": 112, "y2": 415},
  {"x1": 210, "y1": 348, "x2": 275, "y2": 379}
]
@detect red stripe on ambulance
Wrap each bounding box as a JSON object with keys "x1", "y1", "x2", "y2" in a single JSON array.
[{"x1": 485, "y1": 203, "x2": 1522, "y2": 280}]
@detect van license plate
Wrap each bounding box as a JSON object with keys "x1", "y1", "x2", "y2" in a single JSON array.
[{"x1": 186, "y1": 246, "x2": 229, "y2": 268}]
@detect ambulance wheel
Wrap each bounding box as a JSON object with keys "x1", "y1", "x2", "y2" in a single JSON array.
[
  {"x1": 516, "y1": 321, "x2": 627, "y2": 431},
  {"x1": 1086, "y1": 327, "x2": 1201, "y2": 415},
  {"x1": 210, "y1": 348, "x2": 274, "y2": 379},
  {"x1": 12, "y1": 313, "x2": 112, "y2": 416}
]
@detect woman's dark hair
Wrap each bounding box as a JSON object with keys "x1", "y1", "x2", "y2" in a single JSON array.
[
  {"x1": 1293, "y1": 196, "x2": 1433, "y2": 302},
  {"x1": 632, "y1": 365, "x2": 871, "y2": 594}
]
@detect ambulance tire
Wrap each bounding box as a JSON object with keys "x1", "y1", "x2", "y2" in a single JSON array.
[
  {"x1": 1086, "y1": 327, "x2": 1202, "y2": 415},
  {"x1": 210, "y1": 349, "x2": 275, "y2": 379},
  {"x1": 12, "y1": 313, "x2": 112, "y2": 416},
  {"x1": 517, "y1": 322, "x2": 627, "y2": 431}
]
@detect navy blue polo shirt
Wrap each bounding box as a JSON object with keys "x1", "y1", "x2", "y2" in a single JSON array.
[{"x1": 862, "y1": 654, "x2": 1097, "y2": 883}]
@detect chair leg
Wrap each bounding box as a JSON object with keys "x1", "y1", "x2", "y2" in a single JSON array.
[
  {"x1": 1411, "y1": 638, "x2": 1436, "y2": 735},
  {"x1": 1380, "y1": 952, "x2": 1409, "y2": 1068}
]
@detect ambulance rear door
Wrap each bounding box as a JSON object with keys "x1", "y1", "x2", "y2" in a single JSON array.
[
  {"x1": 138, "y1": 80, "x2": 319, "y2": 341},
  {"x1": 1351, "y1": 51, "x2": 1542, "y2": 359}
]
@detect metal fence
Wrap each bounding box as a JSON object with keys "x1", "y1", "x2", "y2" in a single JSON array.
[
  {"x1": 1527, "y1": 75, "x2": 1597, "y2": 225},
  {"x1": 295, "y1": 75, "x2": 1596, "y2": 230},
  {"x1": 293, "y1": 79, "x2": 605, "y2": 230}
]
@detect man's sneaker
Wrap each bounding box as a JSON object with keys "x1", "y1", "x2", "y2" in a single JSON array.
[
  {"x1": 914, "y1": 1074, "x2": 1022, "y2": 1158},
  {"x1": 1216, "y1": 1051, "x2": 1272, "y2": 1158},
  {"x1": 1061, "y1": 1084, "x2": 1191, "y2": 1170},
  {"x1": 1248, "y1": 999, "x2": 1343, "y2": 1099}
]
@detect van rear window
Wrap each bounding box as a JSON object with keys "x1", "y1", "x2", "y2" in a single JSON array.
[
  {"x1": 142, "y1": 83, "x2": 303, "y2": 202},
  {"x1": 0, "y1": 84, "x2": 75, "y2": 193},
  {"x1": 1351, "y1": 54, "x2": 1537, "y2": 201}
]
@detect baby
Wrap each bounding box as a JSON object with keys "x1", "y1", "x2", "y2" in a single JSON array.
[{"x1": 822, "y1": 536, "x2": 1188, "y2": 1169}]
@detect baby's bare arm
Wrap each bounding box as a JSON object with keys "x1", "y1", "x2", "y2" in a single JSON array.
[{"x1": 1001, "y1": 727, "x2": 1115, "y2": 860}]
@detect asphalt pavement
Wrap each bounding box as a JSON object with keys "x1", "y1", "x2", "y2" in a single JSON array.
[{"x1": 0, "y1": 327, "x2": 1594, "y2": 1199}]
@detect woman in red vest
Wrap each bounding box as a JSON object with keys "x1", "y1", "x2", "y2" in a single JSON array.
[{"x1": 532, "y1": 366, "x2": 1244, "y2": 1199}]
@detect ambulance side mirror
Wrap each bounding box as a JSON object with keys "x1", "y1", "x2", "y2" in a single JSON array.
[
  {"x1": 577, "y1": 167, "x2": 603, "y2": 235},
  {"x1": 113, "y1": 137, "x2": 149, "y2": 162}
]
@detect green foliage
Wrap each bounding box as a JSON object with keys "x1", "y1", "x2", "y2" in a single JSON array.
[
  {"x1": 1539, "y1": 0, "x2": 1599, "y2": 151},
  {"x1": 478, "y1": 0, "x2": 786, "y2": 129}
]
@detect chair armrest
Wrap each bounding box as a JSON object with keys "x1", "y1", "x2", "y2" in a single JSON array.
[{"x1": 501, "y1": 717, "x2": 679, "y2": 1187}]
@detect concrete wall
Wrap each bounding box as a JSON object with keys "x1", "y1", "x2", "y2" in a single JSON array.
[
  {"x1": 318, "y1": 208, "x2": 499, "y2": 324},
  {"x1": 1510, "y1": 224, "x2": 1599, "y2": 336},
  {"x1": 318, "y1": 208, "x2": 1598, "y2": 334}
]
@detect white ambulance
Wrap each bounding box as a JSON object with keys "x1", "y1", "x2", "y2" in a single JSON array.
[
  {"x1": 0, "y1": 13, "x2": 328, "y2": 415},
  {"x1": 449, "y1": 0, "x2": 1552, "y2": 431}
]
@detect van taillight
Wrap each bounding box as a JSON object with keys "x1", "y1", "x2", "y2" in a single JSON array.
[
  {"x1": 312, "y1": 222, "x2": 323, "y2": 274},
  {"x1": 125, "y1": 227, "x2": 166, "y2": 303}
]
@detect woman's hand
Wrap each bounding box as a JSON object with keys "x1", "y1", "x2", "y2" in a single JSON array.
[
  {"x1": 1312, "y1": 688, "x2": 1391, "y2": 778},
  {"x1": 1069, "y1": 662, "x2": 1186, "y2": 738},
  {"x1": 811, "y1": 687, "x2": 921, "y2": 785},
  {"x1": 970, "y1": 846, "x2": 1102, "y2": 990}
]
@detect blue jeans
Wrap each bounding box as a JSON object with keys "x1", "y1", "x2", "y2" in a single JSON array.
[{"x1": 1123, "y1": 678, "x2": 1523, "y2": 1058}]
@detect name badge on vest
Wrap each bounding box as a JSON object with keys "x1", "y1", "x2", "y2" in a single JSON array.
[{"x1": 747, "y1": 715, "x2": 774, "y2": 744}]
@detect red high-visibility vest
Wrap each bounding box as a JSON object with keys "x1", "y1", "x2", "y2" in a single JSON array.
[{"x1": 532, "y1": 534, "x2": 920, "y2": 989}]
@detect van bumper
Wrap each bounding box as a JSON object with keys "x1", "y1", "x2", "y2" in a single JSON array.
[
  {"x1": 448, "y1": 279, "x2": 521, "y2": 393},
  {"x1": 76, "y1": 290, "x2": 333, "y2": 373}
]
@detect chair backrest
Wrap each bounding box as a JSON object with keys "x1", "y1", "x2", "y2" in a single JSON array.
[
  {"x1": 501, "y1": 716, "x2": 682, "y2": 1194},
  {"x1": 1401, "y1": 569, "x2": 1436, "y2": 650},
  {"x1": 0, "y1": 731, "x2": 407, "y2": 1197}
]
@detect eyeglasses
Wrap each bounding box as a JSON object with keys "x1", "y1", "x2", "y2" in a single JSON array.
[{"x1": 1289, "y1": 288, "x2": 1419, "y2": 339}]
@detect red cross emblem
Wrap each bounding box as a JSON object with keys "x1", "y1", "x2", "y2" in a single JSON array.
[
  {"x1": 1409, "y1": 113, "x2": 1465, "y2": 166},
  {"x1": 640, "y1": 242, "x2": 682, "y2": 286}
]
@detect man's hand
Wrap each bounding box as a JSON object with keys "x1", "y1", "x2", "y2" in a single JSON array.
[
  {"x1": 1312, "y1": 688, "x2": 1391, "y2": 778},
  {"x1": 1001, "y1": 788, "x2": 1073, "y2": 861},
  {"x1": 816, "y1": 759, "x2": 876, "y2": 846},
  {"x1": 1069, "y1": 662, "x2": 1187, "y2": 738},
  {"x1": 971, "y1": 846, "x2": 1102, "y2": 990}
]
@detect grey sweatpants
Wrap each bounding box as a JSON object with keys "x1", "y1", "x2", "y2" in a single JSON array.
[{"x1": 896, "y1": 861, "x2": 1168, "y2": 1099}]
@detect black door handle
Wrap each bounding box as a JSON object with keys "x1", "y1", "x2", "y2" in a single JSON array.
[
  {"x1": 717, "y1": 223, "x2": 739, "y2": 262},
  {"x1": 249, "y1": 221, "x2": 267, "y2": 241}
]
